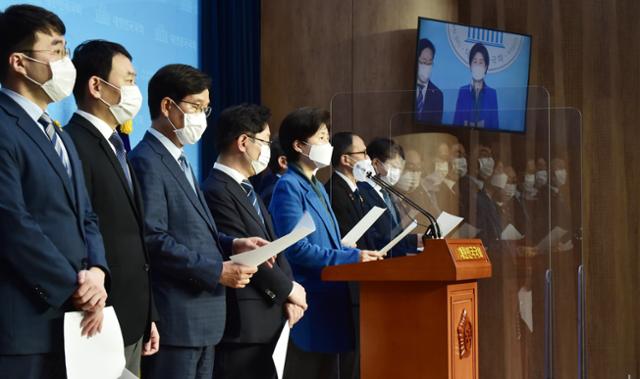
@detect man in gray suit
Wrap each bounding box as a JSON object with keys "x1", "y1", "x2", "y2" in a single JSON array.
[{"x1": 130, "y1": 64, "x2": 263, "y2": 379}]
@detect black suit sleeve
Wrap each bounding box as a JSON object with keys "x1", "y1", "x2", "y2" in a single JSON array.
[{"x1": 204, "y1": 184, "x2": 294, "y2": 305}]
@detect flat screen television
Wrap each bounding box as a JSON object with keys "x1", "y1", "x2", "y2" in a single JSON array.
[{"x1": 414, "y1": 17, "x2": 532, "y2": 133}]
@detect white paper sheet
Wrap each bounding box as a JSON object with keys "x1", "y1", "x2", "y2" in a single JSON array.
[
  {"x1": 535, "y1": 226, "x2": 567, "y2": 251},
  {"x1": 518, "y1": 287, "x2": 533, "y2": 332},
  {"x1": 453, "y1": 222, "x2": 481, "y2": 238},
  {"x1": 64, "y1": 306, "x2": 125, "y2": 379},
  {"x1": 435, "y1": 211, "x2": 464, "y2": 238},
  {"x1": 501, "y1": 223, "x2": 525, "y2": 240},
  {"x1": 118, "y1": 369, "x2": 139, "y2": 379},
  {"x1": 231, "y1": 212, "x2": 316, "y2": 266},
  {"x1": 379, "y1": 220, "x2": 418, "y2": 256},
  {"x1": 340, "y1": 206, "x2": 386, "y2": 246},
  {"x1": 272, "y1": 324, "x2": 290, "y2": 379}
]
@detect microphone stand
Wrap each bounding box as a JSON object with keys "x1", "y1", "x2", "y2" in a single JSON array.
[{"x1": 366, "y1": 172, "x2": 441, "y2": 239}]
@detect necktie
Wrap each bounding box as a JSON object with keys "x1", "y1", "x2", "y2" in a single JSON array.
[
  {"x1": 382, "y1": 189, "x2": 400, "y2": 225},
  {"x1": 178, "y1": 154, "x2": 196, "y2": 193},
  {"x1": 241, "y1": 179, "x2": 264, "y2": 224},
  {"x1": 416, "y1": 85, "x2": 426, "y2": 111},
  {"x1": 38, "y1": 113, "x2": 72, "y2": 178},
  {"x1": 108, "y1": 131, "x2": 133, "y2": 193},
  {"x1": 353, "y1": 188, "x2": 365, "y2": 215}
]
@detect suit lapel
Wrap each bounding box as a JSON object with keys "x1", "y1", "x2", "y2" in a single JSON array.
[
  {"x1": 302, "y1": 181, "x2": 341, "y2": 247},
  {"x1": 221, "y1": 173, "x2": 271, "y2": 238}
]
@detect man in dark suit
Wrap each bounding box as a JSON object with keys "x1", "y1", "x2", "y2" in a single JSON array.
[
  {"x1": 202, "y1": 104, "x2": 307, "y2": 379},
  {"x1": 129, "y1": 64, "x2": 263, "y2": 379},
  {"x1": 65, "y1": 40, "x2": 159, "y2": 375},
  {"x1": 415, "y1": 38, "x2": 443, "y2": 125},
  {"x1": 0, "y1": 5, "x2": 109, "y2": 377}
]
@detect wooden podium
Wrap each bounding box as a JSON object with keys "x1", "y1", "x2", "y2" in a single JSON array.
[{"x1": 322, "y1": 239, "x2": 492, "y2": 379}]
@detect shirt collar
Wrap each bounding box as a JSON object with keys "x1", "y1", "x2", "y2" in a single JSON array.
[
  {"x1": 148, "y1": 127, "x2": 183, "y2": 162},
  {"x1": 0, "y1": 87, "x2": 45, "y2": 124},
  {"x1": 75, "y1": 110, "x2": 115, "y2": 141},
  {"x1": 335, "y1": 170, "x2": 358, "y2": 192},
  {"x1": 213, "y1": 162, "x2": 246, "y2": 185}
]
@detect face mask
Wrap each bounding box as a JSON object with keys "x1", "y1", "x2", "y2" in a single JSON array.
[
  {"x1": 478, "y1": 157, "x2": 495, "y2": 178},
  {"x1": 434, "y1": 160, "x2": 449, "y2": 177},
  {"x1": 524, "y1": 173, "x2": 535, "y2": 188},
  {"x1": 418, "y1": 63, "x2": 432, "y2": 83},
  {"x1": 249, "y1": 142, "x2": 271, "y2": 176},
  {"x1": 503, "y1": 183, "x2": 517, "y2": 200},
  {"x1": 471, "y1": 64, "x2": 486, "y2": 81},
  {"x1": 535, "y1": 170, "x2": 548, "y2": 187},
  {"x1": 554, "y1": 169, "x2": 567, "y2": 186},
  {"x1": 396, "y1": 170, "x2": 421, "y2": 192},
  {"x1": 23, "y1": 55, "x2": 76, "y2": 102},
  {"x1": 99, "y1": 80, "x2": 143, "y2": 125},
  {"x1": 353, "y1": 158, "x2": 374, "y2": 182},
  {"x1": 452, "y1": 157, "x2": 468, "y2": 177},
  {"x1": 490, "y1": 172, "x2": 508, "y2": 189},
  {"x1": 303, "y1": 142, "x2": 333, "y2": 169},
  {"x1": 168, "y1": 100, "x2": 208, "y2": 145},
  {"x1": 381, "y1": 164, "x2": 401, "y2": 186}
]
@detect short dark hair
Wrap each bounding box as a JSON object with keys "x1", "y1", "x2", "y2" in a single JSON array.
[
  {"x1": 468, "y1": 43, "x2": 490, "y2": 70},
  {"x1": 72, "y1": 40, "x2": 132, "y2": 102},
  {"x1": 0, "y1": 4, "x2": 65, "y2": 83},
  {"x1": 148, "y1": 64, "x2": 211, "y2": 119},
  {"x1": 367, "y1": 138, "x2": 404, "y2": 163},
  {"x1": 268, "y1": 137, "x2": 285, "y2": 173},
  {"x1": 417, "y1": 38, "x2": 436, "y2": 57},
  {"x1": 215, "y1": 103, "x2": 271, "y2": 153},
  {"x1": 330, "y1": 132, "x2": 355, "y2": 167},
  {"x1": 279, "y1": 107, "x2": 330, "y2": 162}
]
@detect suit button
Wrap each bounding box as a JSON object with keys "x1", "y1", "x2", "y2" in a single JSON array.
[
  {"x1": 144, "y1": 264, "x2": 150, "y2": 272},
  {"x1": 265, "y1": 289, "x2": 276, "y2": 299}
]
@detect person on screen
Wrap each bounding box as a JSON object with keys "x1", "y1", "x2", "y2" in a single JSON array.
[
  {"x1": 415, "y1": 38, "x2": 443, "y2": 125},
  {"x1": 268, "y1": 108, "x2": 383, "y2": 379},
  {"x1": 453, "y1": 42, "x2": 499, "y2": 129}
]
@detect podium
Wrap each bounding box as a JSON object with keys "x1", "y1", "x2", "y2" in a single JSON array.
[{"x1": 322, "y1": 239, "x2": 492, "y2": 379}]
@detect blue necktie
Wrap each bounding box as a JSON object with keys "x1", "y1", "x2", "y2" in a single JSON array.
[
  {"x1": 38, "y1": 112, "x2": 72, "y2": 178},
  {"x1": 178, "y1": 154, "x2": 196, "y2": 193},
  {"x1": 382, "y1": 189, "x2": 400, "y2": 225},
  {"x1": 416, "y1": 85, "x2": 426, "y2": 111},
  {"x1": 241, "y1": 179, "x2": 264, "y2": 224},
  {"x1": 109, "y1": 131, "x2": 133, "y2": 193}
]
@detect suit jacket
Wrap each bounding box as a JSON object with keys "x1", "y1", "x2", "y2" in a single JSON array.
[
  {"x1": 0, "y1": 92, "x2": 109, "y2": 354},
  {"x1": 415, "y1": 80, "x2": 443, "y2": 125},
  {"x1": 324, "y1": 173, "x2": 375, "y2": 250},
  {"x1": 258, "y1": 171, "x2": 281, "y2": 208},
  {"x1": 269, "y1": 165, "x2": 360, "y2": 353},
  {"x1": 202, "y1": 168, "x2": 293, "y2": 344},
  {"x1": 129, "y1": 131, "x2": 233, "y2": 347},
  {"x1": 65, "y1": 114, "x2": 154, "y2": 345},
  {"x1": 357, "y1": 181, "x2": 418, "y2": 257}
]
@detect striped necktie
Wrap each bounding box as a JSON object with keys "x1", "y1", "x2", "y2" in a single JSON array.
[
  {"x1": 38, "y1": 112, "x2": 72, "y2": 178},
  {"x1": 178, "y1": 154, "x2": 196, "y2": 193},
  {"x1": 109, "y1": 131, "x2": 133, "y2": 192},
  {"x1": 240, "y1": 179, "x2": 264, "y2": 224}
]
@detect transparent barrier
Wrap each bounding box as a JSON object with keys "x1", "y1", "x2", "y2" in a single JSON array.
[{"x1": 328, "y1": 87, "x2": 583, "y2": 379}]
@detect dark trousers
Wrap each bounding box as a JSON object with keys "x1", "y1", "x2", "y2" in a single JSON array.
[
  {"x1": 214, "y1": 339, "x2": 278, "y2": 379},
  {"x1": 283, "y1": 341, "x2": 355, "y2": 379},
  {"x1": 142, "y1": 344, "x2": 215, "y2": 379},
  {"x1": 0, "y1": 353, "x2": 66, "y2": 379}
]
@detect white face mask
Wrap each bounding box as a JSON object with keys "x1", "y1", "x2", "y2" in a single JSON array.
[
  {"x1": 418, "y1": 63, "x2": 432, "y2": 83},
  {"x1": 554, "y1": 169, "x2": 567, "y2": 186},
  {"x1": 381, "y1": 163, "x2": 401, "y2": 186},
  {"x1": 490, "y1": 172, "x2": 508, "y2": 189},
  {"x1": 303, "y1": 142, "x2": 333, "y2": 169},
  {"x1": 99, "y1": 79, "x2": 143, "y2": 125},
  {"x1": 434, "y1": 160, "x2": 449, "y2": 177},
  {"x1": 168, "y1": 100, "x2": 208, "y2": 145},
  {"x1": 249, "y1": 141, "x2": 271, "y2": 176},
  {"x1": 353, "y1": 158, "x2": 374, "y2": 182},
  {"x1": 452, "y1": 157, "x2": 468, "y2": 177},
  {"x1": 396, "y1": 170, "x2": 421, "y2": 192},
  {"x1": 23, "y1": 55, "x2": 76, "y2": 102},
  {"x1": 471, "y1": 64, "x2": 486, "y2": 81},
  {"x1": 478, "y1": 157, "x2": 495, "y2": 178},
  {"x1": 535, "y1": 170, "x2": 548, "y2": 187},
  {"x1": 503, "y1": 183, "x2": 517, "y2": 199},
  {"x1": 524, "y1": 173, "x2": 535, "y2": 188}
]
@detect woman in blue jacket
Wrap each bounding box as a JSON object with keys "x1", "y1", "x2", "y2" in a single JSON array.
[
  {"x1": 269, "y1": 107, "x2": 382, "y2": 379},
  {"x1": 453, "y1": 42, "x2": 499, "y2": 129}
]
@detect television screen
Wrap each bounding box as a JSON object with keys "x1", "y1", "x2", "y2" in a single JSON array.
[{"x1": 415, "y1": 17, "x2": 532, "y2": 133}]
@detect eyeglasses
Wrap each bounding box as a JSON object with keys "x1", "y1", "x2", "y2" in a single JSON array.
[
  {"x1": 249, "y1": 136, "x2": 272, "y2": 146},
  {"x1": 179, "y1": 100, "x2": 212, "y2": 117},
  {"x1": 345, "y1": 150, "x2": 367, "y2": 156},
  {"x1": 20, "y1": 47, "x2": 70, "y2": 60}
]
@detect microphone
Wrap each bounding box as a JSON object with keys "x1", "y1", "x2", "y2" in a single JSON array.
[{"x1": 364, "y1": 171, "x2": 441, "y2": 239}]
